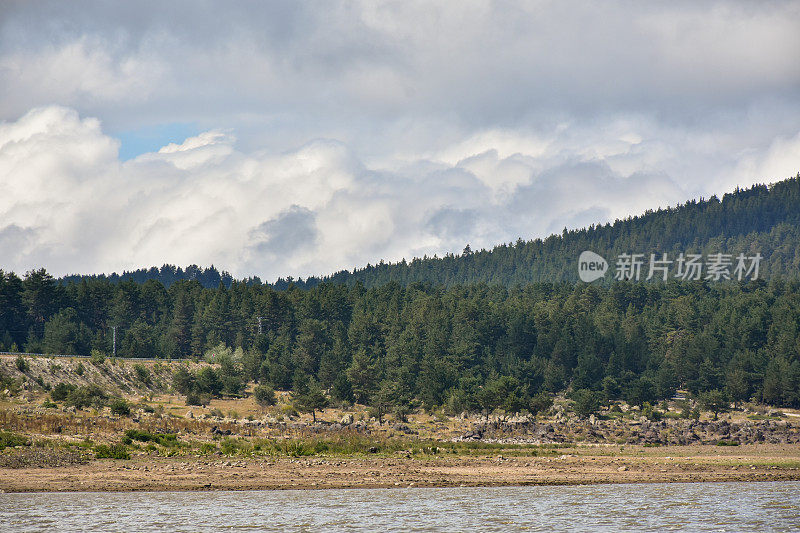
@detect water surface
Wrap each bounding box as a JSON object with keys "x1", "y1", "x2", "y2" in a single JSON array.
[{"x1": 2, "y1": 481, "x2": 799, "y2": 532}]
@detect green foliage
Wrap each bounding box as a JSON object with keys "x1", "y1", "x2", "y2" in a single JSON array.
[
  {"x1": 697, "y1": 389, "x2": 730, "y2": 420},
  {"x1": 50, "y1": 382, "x2": 76, "y2": 402},
  {"x1": 123, "y1": 429, "x2": 179, "y2": 447},
  {"x1": 172, "y1": 366, "x2": 195, "y2": 394},
  {"x1": 642, "y1": 402, "x2": 662, "y2": 421},
  {"x1": 110, "y1": 398, "x2": 131, "y2": 416},
  {"x1": 293, "y1": 380, "x2": 329, "y2": 422},
  {"x1": 196, "y1": 367, "x2": 223, "y2": 396},
  {"x1": 572, "y1": 388, "x2": 601, "y2": 418},
  {"x1": 185, "y1": 392, "x2": 211, "y2": 406},
  {"x1": 15, "y1": 354, "x2": 29, "y2": 373},
  {"x1": 94, "y1": 443, "x2": 130, "y2": 459},
  {"x1": 2, "y1": 176, "x2": 800, "y2": 413},
  {"x1": 133, "y1": 363, "x2": 151, "y2": 384},
  {"x1": 529, "y1": 392, "x2": 554, "y2": 416},
  {"x1": 90, "y1": 350, "x2": 106, "y2": 366},
  {"x1": 253, "y1": 384, "x2": 277, "y2": 407},
  {"x1": 0, "y1": 430, "x2": 30, "y2": 450},
  {"x1": 64, "y1": 384, "x2": 108, "y2": 410}
]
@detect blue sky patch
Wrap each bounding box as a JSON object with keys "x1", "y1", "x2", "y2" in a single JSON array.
[{"x1": 114, "y1": 123, "x2": 199, "y2": 160}]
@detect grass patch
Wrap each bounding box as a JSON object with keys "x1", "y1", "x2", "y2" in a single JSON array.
[
  {"x1": 122, "y1": 429, "x2": 180, "y2": 447},
  {"x1": 94, "y1": 443, "x2": 130, "y2": 459},
  {"x1": 209, "y1": 432, "x2": 563, "y2": 458},
  {"x1": 0, "y1": 430, "x2": 30, "y2": 450},
  {"x1": 747, "y1": 414, "x2": 782, "y2": 420}
]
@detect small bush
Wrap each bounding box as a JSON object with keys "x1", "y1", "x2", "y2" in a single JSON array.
[
  {"x1": 137, "y1": 402, "x2": 155, "y2": 413},
  {"x1": 94, "y1": 443, "x2": 130, "y2": 459},
  {"x1": 90, "y1": 350, "x2": 106, "y2": 366},
  {"x1": 529, "y1": 392, "x2": 554, "y2": 417},
  {"x1": 15, "y1": 355, "x2": 29, "y2": 373},
  {"x1": 220, "y1": 437, "x2": 252, "y2": 456},
  {"x1": 110, "y1": 398, "x2": 131, "y2": 416},
  {"x1": 280, "y1": 404, "x2": 299, "y2": 418},
  {"x1": 254, "y1": 384, "x2": 277, "y2": 407},
  {"x1": 186, "y1": 392, "x2": 211, "y2": 406},
  {"x1": 75, "y1": 362, "x2": 85, "y2": 376},
  {"x1": 199, "y1": 442, "x2": 217, "y2": 454},
  {"x1": 716, "y1": 439, "x2": 740, "y2": 446},
  {"x1": 51, "y1": 382, "x2": 76, "y2": 402},
  {"x1": 65, "y1": 385, "x2": 108, "y2": 409},
  {"x1": 0, "y1": 430, "x2": 30, "y2": 450},
  {"x1": 133, "y1": 364, "x2": 151, "y2": 385}
]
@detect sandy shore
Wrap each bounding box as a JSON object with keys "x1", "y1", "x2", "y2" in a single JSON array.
[{"x1": 2, "y1": 444, "x2": 799, "y2": 492}]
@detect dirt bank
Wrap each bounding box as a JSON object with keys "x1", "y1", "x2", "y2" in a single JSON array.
[{"x1": 2, "y1": 444, "x2": 799, "y2": 492}]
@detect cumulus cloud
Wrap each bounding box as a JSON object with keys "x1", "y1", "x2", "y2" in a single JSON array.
[
  {"x1": 1, "y1": 105, "x2": 796, "y2": 280},
  {"x1": 0, "y1": 2, "x2": 798, "y2": 279}
]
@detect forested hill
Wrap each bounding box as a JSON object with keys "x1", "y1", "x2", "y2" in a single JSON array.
[
  {"x1": 314, "y1": 174, "x2": 800, "y2": 288},
  {"x1": 58, "y1": 174, "x2": 800, "y2": 289},
  {"x1": 61, "y1": 265, "x2": 257, "y2": 289}
]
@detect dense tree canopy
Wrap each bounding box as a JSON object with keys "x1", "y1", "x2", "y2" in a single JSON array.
[{"x1": 2, "y1": 272, "x2": 800, "y2": 408}]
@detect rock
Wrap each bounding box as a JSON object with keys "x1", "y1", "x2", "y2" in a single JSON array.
[
  {"x1": 340, "y1": 414, "x2": 354, "y2": 425},
  {"x1": 618, "y1": 466, "x2": 628, "y2": 471}
]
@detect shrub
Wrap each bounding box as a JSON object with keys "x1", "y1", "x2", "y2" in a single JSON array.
[
  {"x1": 75, "y1": 362, "x2": 85, "y2": 376},
  {"x1": 65, "y1": 385, "x2": 108, "y2": 409},
  {"x1": 172, "y1": 367, "x2": 195, "y2": 394},
  {"x1": 133, "y1": 364, "x2": 151, "y2": 385},
  {"x1": 642, "y1": 402, "x2": 662, "y2": 421},
  {"x1": 572, "y1": 389, "x2": 601, "y2": 418},
  {"x1": 123, "y1": 429, "x2": 179, "y2": 447},
  {"x1": 200, "y1": 442, "x2": 217, "y2": 454},
  {"x1": 110, "y1": 398, "x2": 131, "y2": 416},
  {"x1": 254, "y1": 384, "x2": 277, "y2": 407},
  {"x1": 94, "y1": 443, "x2": 130, "y2": 459},
  {"x1": 196, "y1": 367, "x2": 222, "y2": 396},
  {"x1": 185, "y1": 392, "x2": 211, "y2": 407},
  {"x1": 0, "y1": 430, "x2": 30, "y2": 450},
  {"x1": 529, "y1": 392, "x2": 554, "y2": 416},
  {"x1": 137, "y1": 401, "x2": 155, "y2": 413},
  {"x1": 90, "y1": 350, "x2": 106, "y2": 366},
  {"x1": 51, "y1": 382, "x2": 76, "y2": 402},
  {"x1": 15, "y1": 355, "x2": 29, "y2": 373}
]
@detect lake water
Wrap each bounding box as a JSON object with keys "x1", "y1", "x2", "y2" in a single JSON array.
[{"x1": 2, "y1": 481, "x2": 799, "y2": 532}]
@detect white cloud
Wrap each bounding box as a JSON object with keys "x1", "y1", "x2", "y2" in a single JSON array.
[
  {"x1": 0, "y1": 2, "x2": 798, "y2": 279},
  {"x1": 0, "y1": 105, "x2": 796, "y2": 281}
]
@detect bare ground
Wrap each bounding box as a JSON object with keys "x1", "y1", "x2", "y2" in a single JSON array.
[{"x1": 2, "y1": 444, "x2": 799, "y2": 492}]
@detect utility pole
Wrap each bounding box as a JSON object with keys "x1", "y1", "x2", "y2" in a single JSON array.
[{"x1": 112, "y1": 325, "x2": 117, "y2": 357}]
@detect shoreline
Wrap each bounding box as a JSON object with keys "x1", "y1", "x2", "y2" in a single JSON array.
[{"x1": 3, "y1": 445, "x2": 799, "y2": 493}]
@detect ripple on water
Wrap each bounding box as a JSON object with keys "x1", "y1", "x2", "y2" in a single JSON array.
[{"x1": 0, "y1": 481, "x2": 799, "y2": 532}]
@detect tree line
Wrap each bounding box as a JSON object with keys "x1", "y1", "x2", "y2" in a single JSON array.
[{"x1": 2, "y1": 269, "x2": 799, "y2": 410}]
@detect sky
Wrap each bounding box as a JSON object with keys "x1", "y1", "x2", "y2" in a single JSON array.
[{"x1": 1, "y1": 1, "x2": 799, "y2": 281}]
